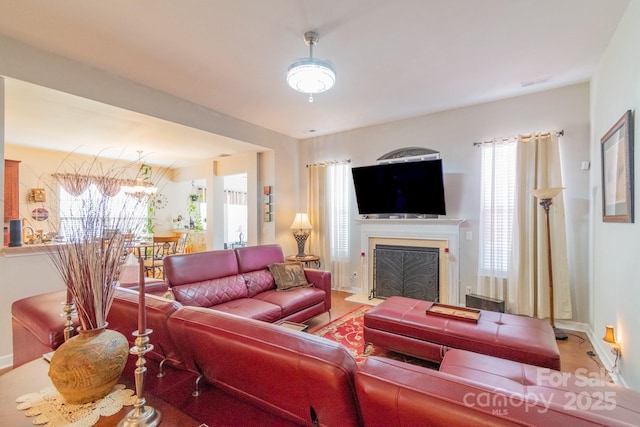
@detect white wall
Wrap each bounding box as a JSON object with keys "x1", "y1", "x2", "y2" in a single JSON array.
[
  {"x1": 303, "y1": 83, "x2": 591, "y2": 319},
  {"x1": 590, "y1": 1, "x2": 640, "y2": 389}
]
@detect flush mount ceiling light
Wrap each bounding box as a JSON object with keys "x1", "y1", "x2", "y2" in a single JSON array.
[{"x1": 287, "y1": 31, "x2": 336, "y2": 102}]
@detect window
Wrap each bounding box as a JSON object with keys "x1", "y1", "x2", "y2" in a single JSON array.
[
  {"x1": 58, "y1": 184, "x2": 147, "y2": 239},
  {"x1": 478, "y1": 140, "x2": 516, "y2": 276},
  {"x1": 327, "y1": 163, "x2": 350, "y2": 262}
]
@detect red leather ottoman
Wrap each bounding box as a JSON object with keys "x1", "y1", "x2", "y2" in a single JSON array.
[{"x1": 363, "y1": 296, "x2": 560, "y2": 370}]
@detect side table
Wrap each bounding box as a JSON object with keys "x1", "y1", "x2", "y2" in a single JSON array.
[{"x1": 286, "y1": 255, "x2": 321, "y2": 268}]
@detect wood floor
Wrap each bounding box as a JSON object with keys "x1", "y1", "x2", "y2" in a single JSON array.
[{"x1": 308, "y1": 291, "x2": 613, "y2": 381}]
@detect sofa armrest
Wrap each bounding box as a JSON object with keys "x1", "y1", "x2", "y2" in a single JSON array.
[
  {"x1": 119, "y1": 279, "x2": 169, "y2": 296},
  {"x1": 304, "y1": 268, "x2": 332, "y2": 311}
]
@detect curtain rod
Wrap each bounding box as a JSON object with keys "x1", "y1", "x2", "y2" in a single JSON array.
[
  {"x1": 306, "y1": 159, "x2": 351, "y2": 168},
  {"x1": 473, "y1": 129, "x2": 564, "y2": 147}
]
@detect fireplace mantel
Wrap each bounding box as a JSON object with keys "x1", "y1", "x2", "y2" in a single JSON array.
[{"x1": 357, "y1": 218, "x2": 464, "y2": 305}]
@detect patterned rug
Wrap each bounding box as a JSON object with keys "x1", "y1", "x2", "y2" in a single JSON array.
[
  {"x1": 310, "y1": 306, "x2": 373, "y2": 364},
  {"x1": 310, "y1": 305, "x2": 438, "y2": 369}
]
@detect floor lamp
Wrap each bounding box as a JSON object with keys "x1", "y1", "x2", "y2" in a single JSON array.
[{"x1": 532, "y1": 187, "x2": 567, "y2": 340}]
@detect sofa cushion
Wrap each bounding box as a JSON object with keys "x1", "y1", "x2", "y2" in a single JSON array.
[
  {"x1": 438, "y1": 349, "x2": 640, "y2": 426},
  {"x1": 252, "y1": 287, "x2": 326, "y2": 317},
  {"x1": 212, "y1": 298, "x2": 282, "y2": 322},
  {"x1": 171, "y1": 275, "x2": 248, "y2": 308},
  {"x1": 243, "y1": 269, "x2": 276, "y2": 297},
  {"x1": 268, "y1": 262, "x2": 310, "y2": 291},
  {"x1": 164, "y1": 250, "x2": 239, "y2": 286},
  {"x1": 235, "y1": 244, "x2": 285, "y2": 273}
]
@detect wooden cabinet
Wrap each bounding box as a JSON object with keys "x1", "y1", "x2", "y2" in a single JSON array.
[{"x1": 4, "y1": 159, "x2": 20, "y2": 221}]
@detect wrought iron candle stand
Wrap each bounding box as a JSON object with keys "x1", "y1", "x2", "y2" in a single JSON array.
[{"x1": 118, "y1": 329, "x2": 162, "y2": 426}]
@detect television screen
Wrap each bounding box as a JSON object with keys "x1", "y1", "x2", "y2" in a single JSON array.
[{"x1": 351, "y1": 159, "x2": 446, "y2": 216}]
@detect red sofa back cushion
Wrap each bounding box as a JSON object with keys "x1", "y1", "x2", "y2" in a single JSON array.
[
  {"x1": 234, "y1": 244, "x2": 284, "y2": 273},
  {"x1": 108, "y1": 288, "x2": 184, "y2": 369},
  {"x1": 234, "y1": 244, "x2": 285, "y2": 296},
  {"x1": 167, "y1": 306, "x2": 362, "y2": 427},
  {"x1": 164, "y1": 249, "x2": 249, "y2": 307},
  {"x1": 164, "y1": 250, "x2": 239, "y2": 286}
]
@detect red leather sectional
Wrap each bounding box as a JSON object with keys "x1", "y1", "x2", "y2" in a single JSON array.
[{"x1": 10, "y1": 244, "x2": 640, "y2": 425}]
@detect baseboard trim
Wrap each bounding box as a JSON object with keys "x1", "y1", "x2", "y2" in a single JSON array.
[{"x1": 0, "y1": 353, "x2": 13, "y2": 371}]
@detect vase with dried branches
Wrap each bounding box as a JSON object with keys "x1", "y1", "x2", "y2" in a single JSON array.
[{"x1": 45, "y1": 159, "x2": 148, "y2": 404}]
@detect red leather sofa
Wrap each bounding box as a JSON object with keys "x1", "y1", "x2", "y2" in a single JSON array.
[
  {"x1": 10, "y1": 290, "x2": 74, "y2": 367},
  {"x1": 357, "y1": 349, "x2": 640, "y2": 426},
  {"x1": 10, "y1": 244, "x2": 331, "y2": 368},
  {"x1": 167, "y1": 306, "x2": 362, "y2": 426},
  {"x1": 163, "y1": 244, "x2": 331, "y2": 323}
]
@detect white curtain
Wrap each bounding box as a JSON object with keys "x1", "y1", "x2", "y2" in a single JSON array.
[
  {"x1": 477, "y1": 138, "x2": 517, "y2": 301},
  {"x1": 307, "y1": 162, "x2": 351, "y2": 290},
  {"x1": 508, "y1": 133, "x2": 572, "y2": 319}
]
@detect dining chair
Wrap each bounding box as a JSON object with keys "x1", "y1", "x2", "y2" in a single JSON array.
[
  {"x1": 175, "y1": 232, "x2": 188, "y2": 254},
  {"x1": 144, "y1": 235, "x2": 181, "y2": 279}
]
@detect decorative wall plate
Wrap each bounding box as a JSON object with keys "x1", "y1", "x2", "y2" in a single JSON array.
[{"x1": 31, "y1": 207, "x2": 49, "y2": 221}]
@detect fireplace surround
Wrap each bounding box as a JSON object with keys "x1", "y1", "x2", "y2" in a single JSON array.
[{"x1": 358, "y1": 218, "x2": 464, "y2": 305}]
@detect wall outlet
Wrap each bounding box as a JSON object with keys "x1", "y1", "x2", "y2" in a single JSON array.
[{"x1": 465, "y1": 286, "x2": 472, "y2": 295}]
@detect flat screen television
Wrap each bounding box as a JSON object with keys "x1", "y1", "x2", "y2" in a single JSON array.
[{"x1": 351, "y1": 159, "x2": 446, "y2": 216}]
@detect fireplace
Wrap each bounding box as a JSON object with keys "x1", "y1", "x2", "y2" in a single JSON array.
[
  {"x1": 373, "y1": 244, "x2": 439, "y2": 301},
  {"x1": 358, "y1": 218, "x2": 464, "y2": 305}
]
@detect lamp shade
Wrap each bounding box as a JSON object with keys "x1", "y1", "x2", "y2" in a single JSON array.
[
  {"x1": 603, "y1": 325, "x2": 617, "y2": 344},
  {"x1": 532, "y1": 187, "x2": 564, "y2": 200},
  {"x1": 290, "y1": 213, "x2": 312, "y2": 230}
]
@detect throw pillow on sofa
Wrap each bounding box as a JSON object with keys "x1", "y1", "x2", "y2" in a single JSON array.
[{"x1": 268, "y1": 262, "x2": 311, "y2": 291}]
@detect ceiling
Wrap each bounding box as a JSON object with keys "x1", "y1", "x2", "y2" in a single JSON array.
[{"x1": 0, "y1": 0, "x2": 630, "y2": 166}]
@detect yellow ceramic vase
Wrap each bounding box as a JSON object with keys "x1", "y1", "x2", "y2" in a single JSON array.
[{"x1": 48, "y1": 325, "x2": 129, "y2": 404}]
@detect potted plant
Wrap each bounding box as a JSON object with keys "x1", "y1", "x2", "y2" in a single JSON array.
[{"x1": 186, "y1": 192, "x2": 204, "y2": 231}]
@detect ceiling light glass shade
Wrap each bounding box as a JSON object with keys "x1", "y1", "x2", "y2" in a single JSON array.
[
  {"x1": 287, "y1": 31, "x2": 336, "y2": 102},
  {"x1": 287, "y1": 59, "x2": 336, "y2": 95},
  {"x1": 121, "y1": 180, "x2": 158, "y2": 200}
]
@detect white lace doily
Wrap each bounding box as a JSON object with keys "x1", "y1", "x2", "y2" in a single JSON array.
[{"x1": 16, "y1": 384, "x2": 136, "y2": 427}]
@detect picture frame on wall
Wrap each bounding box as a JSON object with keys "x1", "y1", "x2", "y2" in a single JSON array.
[{"x1": 601, "y1": 109, "x2": 634, "y2": 223}]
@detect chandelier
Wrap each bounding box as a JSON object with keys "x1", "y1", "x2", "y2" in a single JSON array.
[
  {"x1": 287, "y1": 31, "x2": 336, "y2": 102},
  {"x1": 121, "y1": 150, "x2": 158, "y2": 200}
]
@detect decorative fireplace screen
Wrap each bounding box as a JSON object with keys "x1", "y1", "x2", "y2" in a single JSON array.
[{"x1": 372, "y1": 244, "x2": 439, "y2": 301}]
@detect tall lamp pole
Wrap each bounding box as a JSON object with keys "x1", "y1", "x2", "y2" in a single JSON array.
[{"x1": 532, "y1": 187, "x2": 568, "y2": 341}]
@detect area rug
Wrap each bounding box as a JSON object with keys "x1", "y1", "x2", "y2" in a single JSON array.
[
  {"x1": 310, "y1": 305, "x2": 438, "y2": 369},
  {"x1": 310, "y1": 306, "x2": 373, "y2": 364}
]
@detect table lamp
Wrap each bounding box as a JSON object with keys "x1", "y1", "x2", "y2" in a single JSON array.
[{"x1": 290, "y1": 213, "x2": 312, "y2": 258}]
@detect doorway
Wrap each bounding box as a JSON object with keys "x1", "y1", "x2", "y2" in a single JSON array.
[{"x1": 223, "y1": 174, "x2": 248, "y2": 249}]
